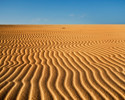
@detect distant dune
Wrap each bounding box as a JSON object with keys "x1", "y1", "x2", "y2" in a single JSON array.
[{"x1": 0, "y1": 25, "x2": 125, "y2": 100}]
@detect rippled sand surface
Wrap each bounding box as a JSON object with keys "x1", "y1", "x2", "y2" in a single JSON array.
[{"x1": 0, "y1": 25, "x2": 125, "y2": 100}]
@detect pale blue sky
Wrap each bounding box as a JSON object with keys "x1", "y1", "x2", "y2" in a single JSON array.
[{"x1": 0, "y1": 0, "x2": 125, "y2": 24}]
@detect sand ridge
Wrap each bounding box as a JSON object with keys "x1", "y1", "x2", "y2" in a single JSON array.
[{"x1": 0, "y1": 25, "x2": 125, "y2": 100}]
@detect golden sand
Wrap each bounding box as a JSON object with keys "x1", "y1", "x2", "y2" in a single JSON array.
[{"x1": 0, "y1": 25, "x2": 125, "y2": 100}]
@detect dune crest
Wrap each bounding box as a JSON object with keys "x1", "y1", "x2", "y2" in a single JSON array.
[{"x1": 0, "y1": 25, "x2": 125, "y2": 100}]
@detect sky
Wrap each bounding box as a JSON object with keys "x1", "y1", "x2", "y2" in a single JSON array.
[{"x1": 0, "y1": 0, "x2": 125, "y2": 24}]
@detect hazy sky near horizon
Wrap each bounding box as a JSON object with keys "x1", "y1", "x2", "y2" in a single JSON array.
[{"x1": 0, "y1": 0, "x2": 125, "y2": 24}]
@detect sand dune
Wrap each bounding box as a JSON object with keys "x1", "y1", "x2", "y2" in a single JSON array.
[{"x1": 0, "y1": 25, "x2": 125, "y2": 100}]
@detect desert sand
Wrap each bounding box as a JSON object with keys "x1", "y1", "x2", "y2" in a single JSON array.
[{"x1": 0, "y1": 25, "x2": 125, "y2": 100}]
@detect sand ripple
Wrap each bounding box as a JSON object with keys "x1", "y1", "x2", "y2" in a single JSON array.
[{"x1": 0, "y1": 25, "x2": 125, "y2": 100}]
